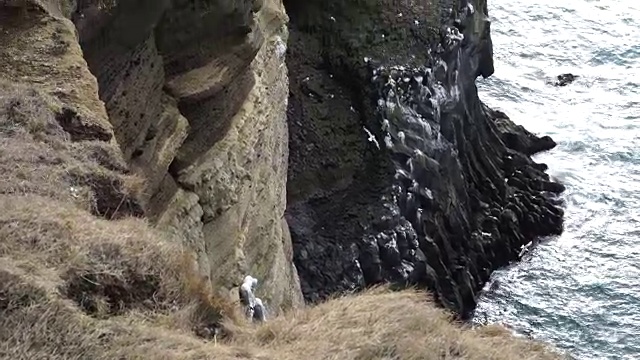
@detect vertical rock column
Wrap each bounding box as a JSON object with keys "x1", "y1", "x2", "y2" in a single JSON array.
[
  {"x1": 155, "y1": 0, "x2": 303, "y2": 312},
  {"x1": 74, "y1": 0, "x2": 303, "y2": 312}
]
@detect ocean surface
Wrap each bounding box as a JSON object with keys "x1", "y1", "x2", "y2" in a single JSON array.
[{"x1": 472, "y1": 0, "x2": 640, "y2": 359}]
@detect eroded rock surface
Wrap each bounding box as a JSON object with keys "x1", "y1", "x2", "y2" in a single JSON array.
[
  {"x1": 285, "y1": 0, "x2": 564, "y2": 316},
  {"x1": 71, "y1": 0, "x2": 303, "y2": 313}
]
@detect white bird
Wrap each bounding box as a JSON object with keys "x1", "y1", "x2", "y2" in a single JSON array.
[
  {"x1": 467, "y1": 3, "x2": 475, "y2": 15},
  {"x1": 397, "y1": 131, "x2": 406, "y2": 144},
  {"x1": 518, "y1": 241, "x2": 533, "y2": 258},
  {"x1": 239, "y1": 275, "x2": 258, "y2": 318},
  {"x1": 363, "y1": 127, "x2": 380, "y2": 149},
  {"x1": 384, "y1": 134, "x2": 393, "y2": 149},
  {"x1": 381, "y1": 119, "x2": 390, "y2": 132},
  {"x1": 274, "y1": 36, "x2": 287, "y2": 59},
  {"x1": 253, "y1": 298, "x2": 267, "y2": 322}
]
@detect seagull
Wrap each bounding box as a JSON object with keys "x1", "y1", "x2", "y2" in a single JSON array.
[
  {"x1": 518, "y1": 241, "x2": 533, "y2": 258},
  {"x1": 274, "y1": 36, "x2": 287, "y2": 59},
  {"x1": 384, "y1": 134, "x2": 393, "y2": 149},
  {"x1": 363, "y1": 127, "x2": 380, "y2": 149},
  {"x1": 253, "y1": 298, "x2": 267, "y2": 322},
  {"x1": 239, "y1": 275, "x2": 258, "y2": 317},
  {"x1": 397, "y1": 131, "x2": 406, "y2": 144},
  {"x1": 381, "y1": 119, "x2": 390, "y2": 132},
  {"x1": 467, "y1": 3, "x2": 475, "y2": 15}
]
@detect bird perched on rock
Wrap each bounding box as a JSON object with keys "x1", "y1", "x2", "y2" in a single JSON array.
[
  {"x1": 238, "y1": 275, "x2": 269, "y2": 323},
  {"x1": 274, "y1": 36, "x2": 287, "y2": 59},
  {"x1": 239, "y1": 275, "x2": 258, "y2": 318},
  {"x1": 253, "y1": 298, "x2": 267, "y2": 323}
]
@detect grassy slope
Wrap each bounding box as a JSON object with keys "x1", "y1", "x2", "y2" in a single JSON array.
[{"x1": 0, "y1": 3, "x2": 563, "y2": 360}]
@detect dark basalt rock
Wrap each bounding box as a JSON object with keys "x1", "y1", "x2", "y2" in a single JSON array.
[
  {"x1": 553, "y1": 73, "x2": 579, "y2": 87},
  {"x1": 284, "y1": 0, "x2": 564, "y2": 317}
]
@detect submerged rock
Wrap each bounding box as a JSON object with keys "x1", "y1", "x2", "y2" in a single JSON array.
[{"x1": 552, "y1": 73, "x2": 579, "y2": 87}]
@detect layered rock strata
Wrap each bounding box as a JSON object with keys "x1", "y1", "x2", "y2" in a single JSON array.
[{"x1": 70, "y1": 0, "x2": 303, "y2": 312}]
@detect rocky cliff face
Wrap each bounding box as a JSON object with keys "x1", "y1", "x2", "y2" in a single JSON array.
[
  {"x1": 69, "y1": 0, "x2": 303, "y2": 313},
  {"x1": 2, "y1": 0, "x2": 564, "y2": 320},
  {"x1": 284, "y1": 0, "x2": 564, "y2": 316}
]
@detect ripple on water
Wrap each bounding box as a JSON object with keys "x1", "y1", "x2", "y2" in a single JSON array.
[{"x1": 474, "y1": 0, "x2": 640, "y2": 359}]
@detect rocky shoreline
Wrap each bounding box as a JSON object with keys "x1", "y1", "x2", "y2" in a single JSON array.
[{"x1": 285, "y1": 0, "x2": 564, "y2": 316}]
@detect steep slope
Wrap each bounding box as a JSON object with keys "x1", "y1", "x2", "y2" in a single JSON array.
[
  {"x1": 5, "y1": 0, "x2": 565, "y2": 320},
  {"x1": 284, "y1": 0, "x2": 564, "y2": 316}
]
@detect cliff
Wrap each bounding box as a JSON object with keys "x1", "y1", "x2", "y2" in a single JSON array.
[
  {"x1": 285, "y1": 0, "x2": 564, "y2": 316},
  {"x1": 71, "y1": 0, "x2": 303, "y2": 313},
  {"x1": 0, "y1": 0, "x2": 564, "y2": 358}
]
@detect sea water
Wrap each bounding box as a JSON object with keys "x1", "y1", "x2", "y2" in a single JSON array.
[{"x1": 473, "y1": 1, "x2": 640, "y2": 359}]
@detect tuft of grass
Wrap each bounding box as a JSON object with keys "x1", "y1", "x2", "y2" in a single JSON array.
[{"x1": 0, "y1": 194, "x2": 230, "y2": 317}]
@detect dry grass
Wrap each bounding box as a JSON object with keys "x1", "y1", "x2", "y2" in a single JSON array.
[
  {"x1": 0, "y1": 270, "x2": 565, "y2": 360},
  {"x1": 226, "y1": 288, "x2": 563, "y2": 360},
  {"x1": 0, "y1": 81, "x2": 143, "y2": 218}
]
